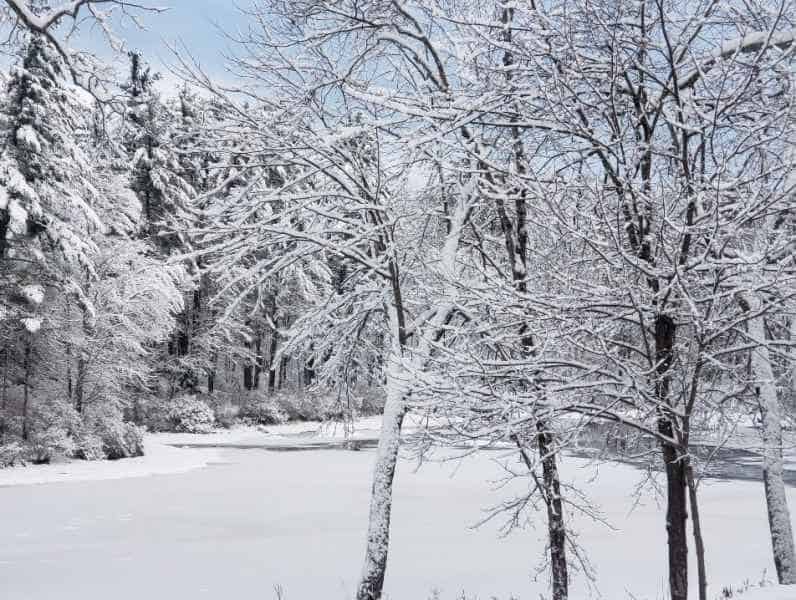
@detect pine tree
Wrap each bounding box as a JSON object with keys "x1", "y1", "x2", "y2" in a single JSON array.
[
  {"x1": 123, "y1": 52, "x2": 194, "y2": 251},
  {"x1": 0, "y1": 34, "x2": 100, "y2": 329}
]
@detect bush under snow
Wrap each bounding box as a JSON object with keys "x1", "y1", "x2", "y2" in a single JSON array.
[{"x1": 164, "y1": 395, "x2": 215, "y2": 434}]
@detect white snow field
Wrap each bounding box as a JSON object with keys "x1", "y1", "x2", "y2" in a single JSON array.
[
  {"x1": 741, "y1": 585, "x2": 796, "y2": 599},
  {"x1": 1, "y1": 427, "x2": 794, "y2": 600}
]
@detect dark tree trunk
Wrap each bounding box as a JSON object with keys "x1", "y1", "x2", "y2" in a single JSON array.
[
  {"x1": 537, "y1": 421, "x2": 568, "y2": 600},
  {"x1": 0, "y1": 208, "x2": 8, "y2": 260},
  {"x1": 177, "y1": 327, "x2": 189, "y2": 356},
  {"x1": 253, "y1": 335, "x2": 263, "y2": 389},
  {"x1": 207, "y1": 352, "x2": 216, "y2": 394},
  {"x1": 660, "y1": 429, "x2": 688, "y2": 600},
  {"x1": 243, "y1": 363, "x2": 253, "y2": 391},
  {"x1": 304, "y1": 357, "x2": 315, "y2": 387},
  {"x1": 75, "y1": 357, "x2": 86, "y2": 414},
  {"x1": 207, "y1": 370, "x2": 215, "y2": 394},
  {"x1": 278, "y1": 355, "x2": 288, "y2": 390},
  {"x1": 66, "y1": 344, "x2": 73, "y2": 402},
  {"x1": 655, "y1": 314, "x2": 688, "y2": 600},
  {"x1": 267, "y1": 333, "x2": 278, "y2": 393},
  {"x1": 687, "y1": 465, "x2": 707, "y2": 600},
  {"x1": 22, "y1": 340, "x2": 31, "y2": 441},
  {"x1": 0, "y1": 346, "x2": 8, "y2": 438}
]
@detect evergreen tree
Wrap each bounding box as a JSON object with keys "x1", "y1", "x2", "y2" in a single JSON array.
[
  {"x1": 123, "y1": 52, "x2": 194, "y2": 251},
  {"x1": 0, "y1": 34, "x2": 99, "y2": 328}
]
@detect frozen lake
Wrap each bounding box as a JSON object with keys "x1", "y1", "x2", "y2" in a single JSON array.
[{"x1": 1, "y1": 445, "x2": 792, "y2": 599}]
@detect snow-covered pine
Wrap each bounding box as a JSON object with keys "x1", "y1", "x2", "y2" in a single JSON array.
[
  {"x1": 0, "y1": 33, "x2": 100, "y2": 326},
  {"x1": 123, "y1": 52, "x2": 195, "y2": 251}
]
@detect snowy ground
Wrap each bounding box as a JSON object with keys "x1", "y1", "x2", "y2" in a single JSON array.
[
  {"x1": 1, "y1": 419, "x2": 795, "y2": 599},
  {"x1": 739, "y1": 585, "x2": 796, "y2": 600}
]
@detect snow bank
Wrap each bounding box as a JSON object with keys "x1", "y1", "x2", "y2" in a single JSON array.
[
  {"x1": 0, "y1": 417, "x2": 384, "y2": 487},
  {"x1": 0, "y1": 437, "x2": 218, "y2": 487},
  {"x1": 154, "y1": 416, "x2": 385, "y2": 448}
]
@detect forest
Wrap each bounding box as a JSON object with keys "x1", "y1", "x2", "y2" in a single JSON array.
[{"x1": 0, "y1": 1, "x2": 795, "y2": 600}]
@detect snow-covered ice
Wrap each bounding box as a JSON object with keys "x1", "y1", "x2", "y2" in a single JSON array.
[{"x1": 1, "y1": 429, "x2": 794, "y2": 599}]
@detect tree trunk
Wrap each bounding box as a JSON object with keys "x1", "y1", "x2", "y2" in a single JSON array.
[
  {"x1": 746, "y1": 298, "x2": 796, "y2": 583},
  {"x1": 243, "y1": 362, "x2": 253, "y2": 391},
  {"x1": 254, "y1": 335, "x2": 263, "y2": 389},
  {"x1": 687, "y1": 464, "x2": 707, "y2": 600},
  {"x1": 22, "y1": 340, "x2": 31, "y2": 441},
  {"x1": 66, "y1": 343, "x2": 73, "y2": 403},
  {"x1": 279, "y1": 355, "x2": 288, "y2": 390},
  {"x1": 789, "y1": 316, "x2": 796, "y2": 413},
  {"x1": 659, "y1": 427, "x2": 689, "y2": 600},
  {"x1": 537, "y1": 421, "x2": 568, "y2": 600},
  {"x1": 0, "y1": 208, "x2": 8, "y2": 260},
  {"x1": 356, "y1": 370, "x2": 406, "y2": 600},
  {"x1": 655, "y1": 313, "x2": 689, "y2": 600},
  {"x1": 0, "y1": 346, "x2": 8, "y2": 438},
  {"x1": 304, "y1": 358, "x2": 315, "y2": 387},
  {"x1": 267, "y1": 333, "x2": 278, "y2": 393},
  {"x1": 75, "y1": 357, "x2": 86, "y2": 414}
]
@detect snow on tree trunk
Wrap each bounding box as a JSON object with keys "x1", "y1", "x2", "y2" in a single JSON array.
[
  {"x1": 356, "y1": 197, "x2": 470, "y2": 600},
  {"x1": 745, "y1": 293, "x2": 796, "y2": 584},
  {"x1": 356, "y1": 362, "x2": 407, "y2": 600}
]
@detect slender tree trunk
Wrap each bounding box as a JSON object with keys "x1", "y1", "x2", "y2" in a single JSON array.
[
  {"x1": 75, "y1": 357, "x2": 86, "y2": 414},
  {"x1": 789, "y1": 316, "x2": 796, "y2": 413},
  {"x1": 0, "y1": 209, "x2": 8, "y2": 260},
  {"x1": 279, "y1": 355, "x2": 288, "y2": 390},
  {"x1": 655, "y1": 313, "x2": 689, "y2": 600},
  {"x1": 267, "y1": 333, "x2": 278, "y2": 393},
  {"x1": 745, "y1": 296, "x2": 796, "y2": 583},
  {"x1": 22, "y1": 339, "x2": 31, "y2": 441},
  {"x1": 0, "y1": 346, "x2": 8, "y2": 439},
  {"x1": 687, "y1": 464, "x2": 707, "y2": 600},
  {"x1": 254, "y1": 335, "x2": 263, "y2": 389},
  {"x1": 243, "y1": 361, "x2": 253, "y2": 391},
  {"x1": 207, "y1": 351, "x2": 217, "y2": 394},
  {"x1": 537, "y1": 421, "x2": 568, "y2": 600},
  {"x1": 66, "y1": 343, "x2": 73, "y2": 402},
  {"x1": 356, "y1": 367, "x2": 406, "y2": 600}
]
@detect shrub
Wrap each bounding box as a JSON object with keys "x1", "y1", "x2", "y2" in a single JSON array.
[
  {"x1": 98, "y1": 421, "x2": 145, "y2": 459},
  {"x1": 359, "y1": 391, "x2": 385, "y2": 416},
  {"x1": 240, "y1": 393, "x2": 288, "y2": 425},
  {"x1": 165, "y1": 395, "x2": 215, "y2": 433},
  {"x1": 214, "y1": 403, "x2": 240, "y2": 429},
  {"x1": 29, "y1": 426, "x2": 75, "y2": 463},
  {"x1": 275, "y1": 389, "x2": 384, "y2": 421},
  {"x1": 73, "y1": 431, "x2": 105, "y2": 461},
  {"x1": 275, "y1": 391, "x2": 335, "y2": 422},
  {"x1": 0, "y1": 441, "x2": 27, "y2": 468}
]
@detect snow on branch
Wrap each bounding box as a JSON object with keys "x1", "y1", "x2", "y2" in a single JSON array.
[
  {"x1": 678, "y1": 27, "x2": 796, "y2": 90},
  {"x1": 4, "y1": 0, "x2": 160, "y2": 32},
  {"x1": 2, "y1": 0, "x2": 163, "y2": 86}
]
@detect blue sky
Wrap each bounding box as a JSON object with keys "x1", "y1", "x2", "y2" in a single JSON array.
[{"x1": 79, "y1": 0, "x2": 248, "y2": 80}]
